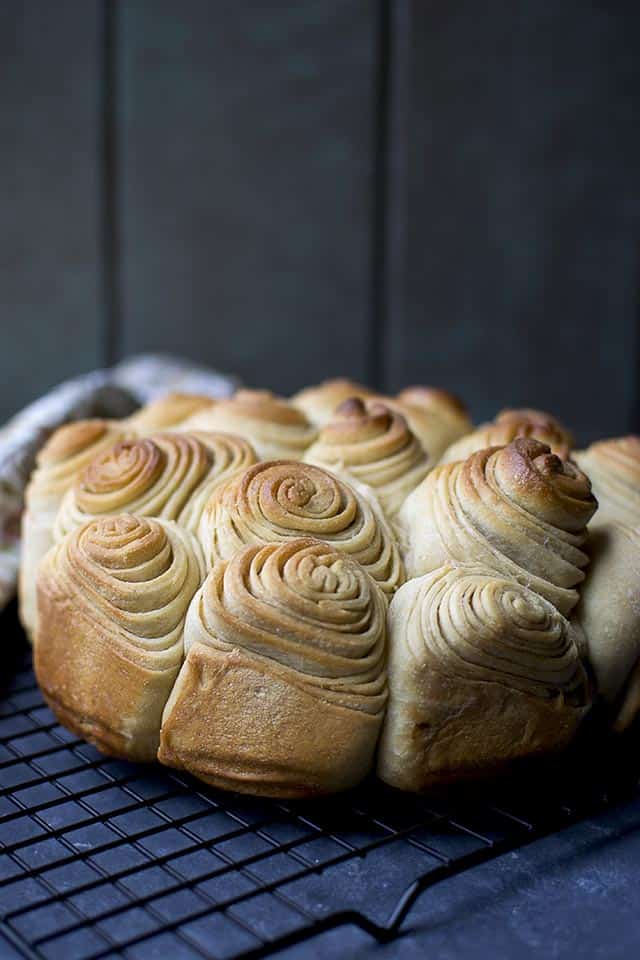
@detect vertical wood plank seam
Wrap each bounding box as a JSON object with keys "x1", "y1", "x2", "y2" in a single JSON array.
[
  {"x1": 371, "y1": 0, "x2": 412, "y2": 392},
  {"x1": 100, "y1": 0, "x2": 120, "y2": 365}
]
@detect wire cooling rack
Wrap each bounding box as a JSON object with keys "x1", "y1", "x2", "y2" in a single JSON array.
[{"x1": 1, "y1": 605, "x2": 637, "y2": 960}]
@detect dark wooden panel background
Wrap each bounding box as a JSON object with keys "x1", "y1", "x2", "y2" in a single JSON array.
[{"x1": 0, "y1": 0, "x2": 639, "y2": 445}]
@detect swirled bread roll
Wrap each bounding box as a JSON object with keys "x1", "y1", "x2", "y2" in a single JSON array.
[
  {"x1": 54, "y1": 431, "x2": 257, "y2": 540},
  {"x1": 159, "y1": 539, "x2": 387, "y2": 796},
  {"x1": 291, "y1": 378, "x2": 376, "y2": 426},
  {"x1": 574, "y1": 437, "x2": 640, "y2": 529},
  {"x1": 127, "y1": 392, "x2": 216, "y2": 432},
  {"x1": 304, "y1": 398, "x2": 431, "y2": 518},
  {"x1": 35, "y1": 515, "x2": 205, "y2": 761},
  {"x1": 179, "y1": 389, "x2": 317, "y2": 460},
  {"x1": 440, "y1": 408, "x2": 573, "y2": 464},
  {"x1": 19, "y1": 419, "x2": 132, "y2": 636},
  {"x1": 377, "y1": 564, "x2": 590, "y2": 791},
  {"x1": 199, "y1": 460, "x2": 404, "y2": 596},
  {"x1": 395, "y1": 386, "x2": 472, "y2": 454},
  {"x1": 577, "y1": 522, "x2": 640, "y2": 731},
  {"x1": 397, "y1": 439, "x2": 597, "y2": 614}
]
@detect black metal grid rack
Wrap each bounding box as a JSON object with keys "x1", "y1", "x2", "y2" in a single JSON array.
[{"x1": 1, "y1": 612, "x2": 637, "y2": 960}]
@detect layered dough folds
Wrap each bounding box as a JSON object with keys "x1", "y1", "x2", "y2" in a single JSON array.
[
  {"x1": 377, "y1": 564, "x2": 590, "y2": 790},
  {"x1": 572, "y1": 438, "x2": 640, "y2": 730},
  {"x1": 159, "y1": 539, "x2": 388, "y2": 796},
  {"x1": 198, "y1": 460, "x2": 404, "y2": 596},
  {"x1": 54, "y1": 431, "x2": 257, "y2": 539},
  {"x1": 20, "y1": 419, "x2": 132, "y2": 636},
  {"x1": 180, "y1": 389, "x2": 317, "y2": 460},
  {"x1": 440, "y1": 408, "x2": 573, "y2": 464},
  {"x1": 291, "y1": 379, "x2": 471, "y2": 460},
  {"x1": 304, "y1": 398, "x2": 431, "y2": 518},
  {"x1": 575, "y1": 436, "x2": 640, "y2": 528},
  {"x1": 35, "y1": 515, "x2": 205, "y2": 761},
  {"x1": 397, "y1": 438, "x2": 596, "y2": 614}
]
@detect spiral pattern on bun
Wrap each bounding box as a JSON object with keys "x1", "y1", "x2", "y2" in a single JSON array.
[
  {"x1": 19, "y1": 419, "x2": 132, "y2": 637},
  {"x1": 35, "y1": 515, "x2": 205, "y2": 761},
  {"x1": 304, "y1": 398, "x2": 430, "y2": 518},
  {"x1": 54, "y1": 431, "x2": 256, "y2": 540},
  {"x1": 127, "y1": 393, "x2": 216, "y2": 432},
  {"x1": 179, "y1": 389, "x2": 317, "y2": 460},
  {"x1": 198, "y1": 460, "x2": 404, "y2": 596},
  {"x1": 440, "y1": 408, "x2": 573, "y2": 464},
  {"x1": 377, "y1": 563, "x2": 590, "y2": 791},
  {"x1": 397, "y1": 438, "x2": 597, "y2": 614},
  {"x1": 159, "y1": 539, "x2": 387, "y2": 796},
  {"x1": 575, "y1": 436, "x2": 640, "y2": 529}
]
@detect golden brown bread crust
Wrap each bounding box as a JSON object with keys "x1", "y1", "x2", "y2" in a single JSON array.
[
  {"x1": 180, "y1": 389, "x2": 317, "y2": 460},
  {"x1": 19, "y1": 419, "x2": 132, "y2": 637},
  {"x1": 159, "y1": 539, "x2": 387, "y2": 797},
  {"x1": 291, "y1": 378, "x2": 376, "y2": 426},
  {"x1": 304, "y1": 398, "x2": 431, "y2": 518},
  {"x1": 198, "y1": 459, "x2": 404, "y2": 596},
  {"x1": 27, "y1": 420, "x2": 130, "y2": 507},
  {"x1": 127, "y1": 393, "x2": 216, "y2": 432},
  {"x1": 377, "y1": 564, "x2": 590, "y2": 791},
  {"x1": 397, "y1": 438, "x2": 597, "y2": 615},
  {"x1": 35, "y1": 515, "x2": 205, "y2": 761},
  {"x1": 54, "y1": 431, "x2": 257, "y2": 539},
  {"x1": 575, "y1": 436, "x2": 640, "y2": 528},
  {"x1": 440, "y1": 408, "x2": 573, "y2": 464}
]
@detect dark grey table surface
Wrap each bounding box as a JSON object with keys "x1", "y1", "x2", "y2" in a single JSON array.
[{"x1": 277, "y1": 792, "x2": 640, "y2": 960}]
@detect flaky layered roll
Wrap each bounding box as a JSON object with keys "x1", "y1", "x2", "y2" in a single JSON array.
[
  {"x1": 397, "y1": 439, "x2": 597, "y2": 615},
  {"x1": 127, "y1": 392, "x2": 216, "y2": 432},
  {"x1": 199, "y1": 460, "x2": 404, "y2": 596},
  {"x1": 378, "y1": 564, "x2": 590, "y2": 791},
  {"x1": 19, "y1": 419, "x2": 132, "y2": 637},
  {"x1": 440, "y1": 408, "x2": 573, "y2": 464},
  {"x1": 159, "y1": 539, "x2": 387, "y2": 796},
  {"x1": 291, "y1": 378, "x2": 376, "y2": 426},
  {"x1": 35, "y1": 515, "x2": 205, "y2": 761},
  {"x1": 395, "y1": 386, "x2": 471, "y2": 455},
  {"x1": 304, "y1": 398, "x2": 431, "y2": 518},
  {"x1": 54, "y1": 431, "x2": 257, "y2": 539},
  {"x1": 575, "y1": 436, "x2": 640, "y2": 529},
  {"x1": 178, "y1": 389, "x2": 317, "y2": 460},
  {"x1": 577, "y1": 522, "x2": 640, "y2": 731}
]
